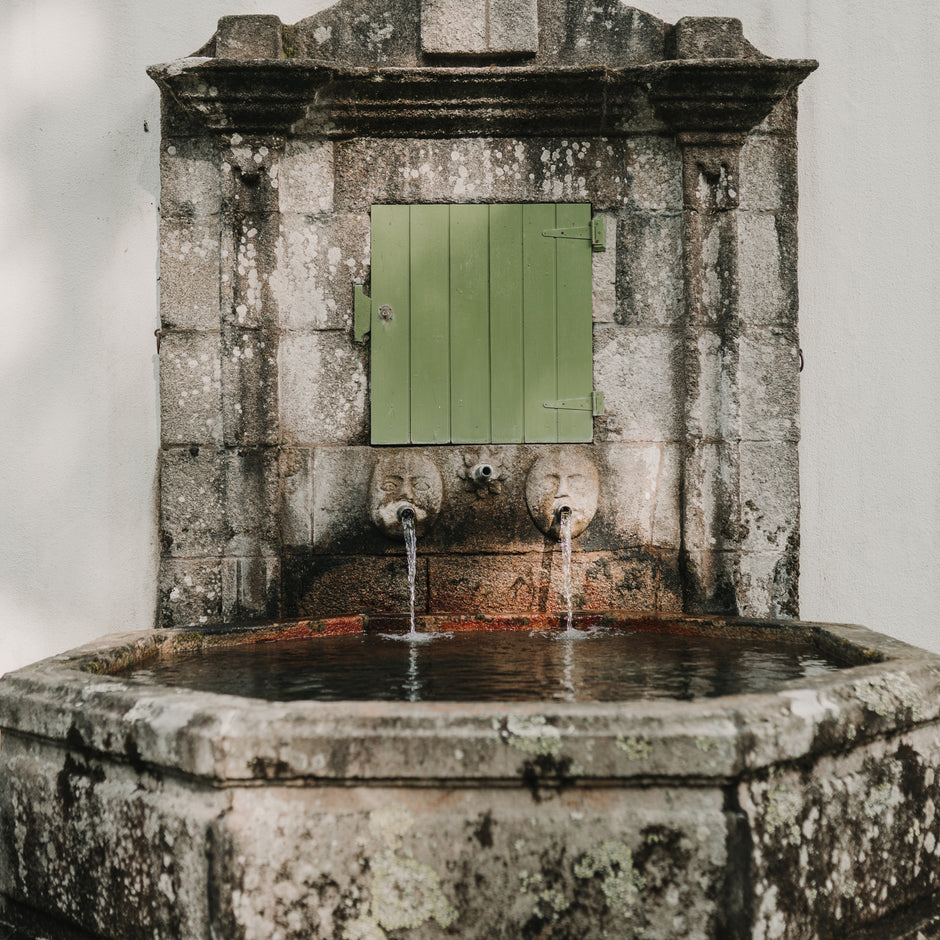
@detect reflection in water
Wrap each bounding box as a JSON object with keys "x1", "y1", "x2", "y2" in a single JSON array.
[{"x1": 124, "y1": 629, "x2": 849, "y2": 704}]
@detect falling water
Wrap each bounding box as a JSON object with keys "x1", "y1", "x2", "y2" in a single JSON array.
[
  {"x1": 403, "y1": 510, "x2": 418, "y2": 634},
  {"x1": 559, "y1": 509, "x2": 574, "y2": 633}
]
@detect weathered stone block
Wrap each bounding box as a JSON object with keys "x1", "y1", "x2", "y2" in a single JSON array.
[
  {"x1": 159, "y1": 138, "x2": 220, "y2": 219},
  {"x1": 221, "y1": 556, "x2": 281, "y2": 621},
  {"x1": 741, "y1": 725, "x2": 940, "y2": 934},
  {"x1": 159, "y1": 218, "x2": 220, "y2": 331},
  {"x1": 736, "y1": 549, "x2": 798, "y2": 618},
  {"x1": 428, "y1": 550, "x2": 664, "y2": 613},
  {"x1": 280, "y1": 447, "x2": 314, "y2": 547},
  {"x1": 278, "y1": 332, "x2": 368, "y2": 445},
  {"x1": 738, "y1": 211, "x2": 793, "y2": 325},
  {"x1": 489, "y1": 0, "x2": 539, "y2": 56},
  {"x1": 739, "y1": 134, "x2": 796, "y2": 211},
  {"x1": 421, "y1": 0, "x2": 487, "y2": 55},
  {"x1": 615, "y1": 211, "x2": 683, "y2": 326},
  {"x1": 216, "y1": 14, "x2": 283, "y2": 60},
  {"x1": 220, "y1": 135, "x2": 282, "y2": 215},
  {"x1": 277, "y1": 140, "x2": 334, "y2": 215},
  {"x1": 681, "y1": 442, "x2": 741, "y2": 553},
  {"x1": 674, "y1": 17, "x2": 748, "y2": 59},
  {"x1": 592, "y1": 214, "x2": 616, "y2": 322},
  {"x1": 224, "y1": 447, "x2": 280, "y2": 556},
  {"x1": 270, "y1": 212, "x2": 369, "y2": 331},
  {"x1": 221, "y1": 327, "x2": 279, "y2": 445},
  {"x1": 223, "y1": 212, "x2": 279, "y2": 332},
  {"x1": 622, "y1": 137, "x2": 682, "y2": 211},
  {"x1": 583, "y1": 443, "x2": 681, "y2": 551},
  {"x1": 159, "y1": 331, "x2": 222, "y2": 445},
  {"x1": 0, "y1": 734, "x2": 223, "y2": 939},
  {"x1": 738, "y1": 329, "x2": 800, "y2": 441},
  {"x1": 333, "y1": 138, "x2": 644, "y2": 211},
  {"x1": 549, "y1": 0, "x2": 666, "y2": 66},
  {"x1": 161, "y1": 447, "x2": 226, "y2": 557},
  {"x1": 739, "y1": 441, "x2": 799, "y2": 554},
  {"x1": 283, "y1": 553, "x2": 427, "y2": 617},
  {"x1": 212, "y1": 783, "x2": 726, "y2": 939},
  {"x1": 158, "y1": 558, "x2": 223, "y2": 626},
  {"x1": 593, "y1": 326, "x2": 681, "y2": 441}
]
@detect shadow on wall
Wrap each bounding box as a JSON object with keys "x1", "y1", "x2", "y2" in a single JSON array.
[{"x1": 0, "y1": 0, "x2": 339, "y2": 673}]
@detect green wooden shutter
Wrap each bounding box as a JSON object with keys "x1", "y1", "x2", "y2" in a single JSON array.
[{"x1": 367, "y1": 203, "x2": 598, "y2": 445}]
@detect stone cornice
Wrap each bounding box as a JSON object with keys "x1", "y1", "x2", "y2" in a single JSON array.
[{"x1": 147, "y1": 57, "x2": 817, "y2": 138}]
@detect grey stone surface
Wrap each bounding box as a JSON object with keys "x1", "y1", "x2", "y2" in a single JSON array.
[
  {"x1": 159, "y1": 218, "x2": 221, "y2": 331},
  {"x1": 615, "y1": 211, "x2": 683, "y2": 326},
  {"x1": 421, "y1": 0, "x2": 487, "y2": 55},
  {"x1": 270, "y1": 212, "x2": 369, "y2": 332},
  {"x1": 221, "y1": 556, "x2": 281, "y2": 620},
  {"x1": 4, "y1": 619, "x2": 940, "y2": 937},
  {"x1": 220, "y1": 326, "x2": 279, "y2": 446},
  {"x1": 277, "y1": 140, "x2": 334, "y2": 215},
  {"x1": 739, "y1": 134, "x2": 796, "y2": 211},
  {"x1": 738, "y1": 328, "x2": 801, "y2": 441},
  {"x1": 737, "y1": 211, "x2": 792, "y2": 324},
  {"x1": 158, "y1": 557, "x2": 223, "y2": 626},
  {"x1": 216, "y1": 14, "x2": 283, "y2": 60},
  {"x1": 739, "y1": 441, "x2": 799, "y2": 554},
  {"x1": 593, "y1": 326, "x2": 682, "y2": 442},
  {"x1": 159, "y1": 138, "x2": 220, "y2": 219},
  {"x1": 488, "y1": 0, "x2": 539, "y2": 55},
  {"x1": 673, "y1": 16, "x2": 754, "y2": 60},
  {"x1": 591, "y1": 214, "x2": 616, "y2": 322},
  {"x1": 160, "y1": 447, "x2": 226, "y2": 557},
  {"x1": 278, "y1": 332, "x2": 368, "y2": 445},
  {"x1": 158, "y1": 332, "x2": 222, "y2": 445},
  {"x1": 736, "y1": 549, "x2": 798, "y2": 618},
  {"x1": 280, "y1": 447, "x2": 314, "y2": 547}
]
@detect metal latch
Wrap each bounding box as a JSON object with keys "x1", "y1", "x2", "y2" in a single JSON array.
[
  {"x1": 354, "y1": 283, "x2": 370, "y2": 342},
  {"x1": 541, "y1": 216, "x2": 606, "y2": 252},
  {"x1": 543, "y1": 391, "x2": 605, "y2": 415}
]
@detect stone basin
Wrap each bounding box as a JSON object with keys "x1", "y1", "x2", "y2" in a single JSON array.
[{"x1": 1, "y1": 614, "x2": 940, "y2": 939}]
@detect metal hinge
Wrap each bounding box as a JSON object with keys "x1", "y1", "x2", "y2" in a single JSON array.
[
  {"x1": 543, "y1": 391, "x2": 605, "y2": 415},
  {"x1": 541, "y1": 216, "x2": 606, "y2": 252}
]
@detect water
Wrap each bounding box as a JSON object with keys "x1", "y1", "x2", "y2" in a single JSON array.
[
  {"x1": 559, "y1": 509, "x2": 574, "y2": 633},
  {"x1": 123, "y1": 628, "x2": 849, "y2": 703},
  {"x1": 403, "y1": 511, "x2": 417, "y2": 634}
]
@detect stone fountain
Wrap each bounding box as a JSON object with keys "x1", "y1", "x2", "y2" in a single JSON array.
[{"x1": 1, "y1": 2, "x2": 939, "y2": 938}]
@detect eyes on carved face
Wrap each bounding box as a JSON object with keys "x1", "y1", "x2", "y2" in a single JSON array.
[
  {"x1": 379, "y1": 475, "x2": 433, "y2": 496},
  {"x1": 380, "y1": 476, "x2": 404, "y2": 493}
]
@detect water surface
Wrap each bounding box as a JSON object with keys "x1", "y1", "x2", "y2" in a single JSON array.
[{"x1": 123, "y1": 628, "x2": 847, "y2": 703}]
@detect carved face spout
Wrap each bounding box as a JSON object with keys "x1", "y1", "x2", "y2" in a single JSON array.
[
  {"x1": 369, "y1": 453, "x2": 443, "y2": 538},
  {"x1": 525, "y1": 451, "x2": 599, "y2": 539}
]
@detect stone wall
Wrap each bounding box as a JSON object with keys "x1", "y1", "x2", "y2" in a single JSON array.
[{"x1": 152, "y1": 1, "x2": 814, "y2": 627}]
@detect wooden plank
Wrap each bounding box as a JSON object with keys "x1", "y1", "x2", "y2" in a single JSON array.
[
  {"x1": 522, "y1": 203, "x2": 558, "y2": 442},
  {"x1": 554, "y1": 203, "x2": 594, "y2": 442},
  {"x1": 449, "y1": 205, "x2": 491, "y2": 443},
  {"x1": 409, "y1": 204, "x2": 451, "y2": 443},
  {"x1": 489, "y1": 204, "x2": 525, "y2": 442},
  {"x1": 369, "y1": 205, "x2": 411, "y2": 444}
]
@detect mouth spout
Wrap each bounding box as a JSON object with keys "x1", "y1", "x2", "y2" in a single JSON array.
[{"x1": 397, "y1": 505, "x2": 416, "y2": 525}]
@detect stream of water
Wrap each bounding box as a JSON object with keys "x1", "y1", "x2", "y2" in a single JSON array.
[
  {"x1": 559, "y1": 510, "x2": 574, "y2": 632},
  {"x1": 403, "y1": 511, "x2": 418, "y2": 634}
]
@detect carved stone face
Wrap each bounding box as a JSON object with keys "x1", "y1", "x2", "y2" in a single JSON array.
[
  {"x1": 369, "y1": 452, "x2": 443, "y2": 538},
  {"x1": 525, "y1": 451, "x2": 599, "y2": 539}
]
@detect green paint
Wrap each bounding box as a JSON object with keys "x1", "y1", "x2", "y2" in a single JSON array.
[{"x1": 367, "y1": 203, "x2": 595, "y2": 444}]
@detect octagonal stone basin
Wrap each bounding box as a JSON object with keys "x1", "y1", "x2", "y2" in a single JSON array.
[{"x1": 1, "y1": 614, "x2": 940, "y2": 939}]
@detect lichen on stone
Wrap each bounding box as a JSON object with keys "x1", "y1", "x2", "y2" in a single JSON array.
[
  {"x1": 573, "y1": 840, "x2": 645, "y2": 918},
  {"x1": 501, "y1": 715, "x2": 563, "y2": 756},
  {"x1": 616, "y1": 735, "x2": 652, "y2": 760}
]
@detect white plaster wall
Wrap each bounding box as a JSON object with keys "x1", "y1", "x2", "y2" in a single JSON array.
[{"x1": 0, "y1": 0, "x2": 936, "y2": 676}]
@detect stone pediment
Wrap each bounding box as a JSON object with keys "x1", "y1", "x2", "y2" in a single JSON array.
[{"x1": 148, "y1": 3, "x2": 815, "y2": 137}]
